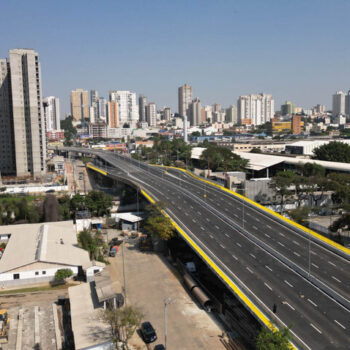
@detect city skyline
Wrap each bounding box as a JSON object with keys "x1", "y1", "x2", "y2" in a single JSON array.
[{"x1": 1, "y1": 1, "x2": 350, "y2": 115}]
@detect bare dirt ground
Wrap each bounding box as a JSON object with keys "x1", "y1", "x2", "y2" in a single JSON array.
[{"x1": 107, "y1": 238, "x2": 226, "y2": 350}]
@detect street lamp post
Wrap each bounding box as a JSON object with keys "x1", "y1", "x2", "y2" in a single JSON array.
[{"x1": 164, "y1": 298, "x2": 176, "y2": 350}]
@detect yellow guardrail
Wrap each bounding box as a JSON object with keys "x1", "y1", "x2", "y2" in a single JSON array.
[
  {"x1": 154, "y1": 164, "x2": 350, "y2": 257},
  {"x1": 140, "y1": 189, "x2": 299, "y2": 345},
  {"x1": 86, "y1": 163, "x2": 108, "y2": 176}
]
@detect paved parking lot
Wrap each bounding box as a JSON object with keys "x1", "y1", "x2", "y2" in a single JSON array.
[{"x1": 107, "y1": 239, "x2": 225, "y2": 350}]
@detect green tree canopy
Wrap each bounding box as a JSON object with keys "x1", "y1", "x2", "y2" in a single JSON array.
[
  {"x1": 54, "y1": 268, "x2": 73, "y2": 281},
  {"x1": 313, "y1": 141, "x2": 350, "y2": 163},
  {"x1": 256, "y1": 326, "x2": 292, "y2": 350}
]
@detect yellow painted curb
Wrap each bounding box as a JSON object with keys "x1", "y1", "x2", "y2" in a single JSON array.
[{"x1": 86, "y1": 163, "x2": 107, "y2": 176}]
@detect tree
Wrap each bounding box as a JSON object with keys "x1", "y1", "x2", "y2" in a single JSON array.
[
  {"x1": 102, "y1": 306, "x2": 143, "y2": 350},
  {"x1": 61, "y1": 116, "x2": 77, "y2": 146},
  {"x1": 289, "y1": 207, "x2": 310, "y2": 225},
  {"x1": 329, "y1": 213, "x2": 350, "y2": 233},
  {"x1": 78, "y1": 229, "x2": 99, "y2": 259},
  {"x1": 256, "y1": 326, "x2": 292, "y2": 350},
  {"x1": 144, "y1": 202, "x2": 175, "y2": 240},
  {"x1": 269, "y1": 170, "x2": 295, "y2": 212},
  {"x1": 313, "y1": 141, "x2": 350, "y2": 163},
  {"x1": 250, "y1": 147, "x2": 262, "y2": 153},
  {"x1": 54, "y1": 268, "x2": 73, "y2": 281}
]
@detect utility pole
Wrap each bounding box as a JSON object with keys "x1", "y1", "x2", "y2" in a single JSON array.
[{"x1": 122, "y1": 241, "x2": 127, "y2": 305}]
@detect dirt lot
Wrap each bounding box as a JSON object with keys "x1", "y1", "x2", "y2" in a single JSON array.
[{"x1": 107, "y1": 238, "x2": 226, "y2": 350}]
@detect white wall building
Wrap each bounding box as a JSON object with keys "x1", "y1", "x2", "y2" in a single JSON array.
[
  {"x1": 332, "y1": 91, "x2": 345, "y2": 117},
  {"x1": 146, "y1": 102, "x2": 157, "y2": 127},
  {"x1": 0, "y1": 221, "x2": 103, "y2": 287},
  {"x1": 44, "y1": 96, "x2": 60, "y2": 131},
  {"x1": 237, "y1": 93, "x2": 274, "y2": 126},
  {"x1": 109, "y1": 90, "x2": 139, "y2": 127}
]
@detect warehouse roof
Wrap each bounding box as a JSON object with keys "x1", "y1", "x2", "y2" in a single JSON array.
[
  {"x1": 0, "y1": 221, "x2": 90, "y2": 274},
  {"x1": 69, "y1": 283, "x2": 113, "y2": 350}
]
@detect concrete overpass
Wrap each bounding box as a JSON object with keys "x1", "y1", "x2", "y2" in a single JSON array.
[{"x1": 54, "y1": 147, "x2": 350, "y2": 349}]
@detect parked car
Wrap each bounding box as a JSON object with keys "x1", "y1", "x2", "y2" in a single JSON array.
[
  {"x1": 141, "y1": 321, "x2": 157, "y2": 343},
  {"x1": 154, "y1": 345, "x2": 165, "y2": 350}
]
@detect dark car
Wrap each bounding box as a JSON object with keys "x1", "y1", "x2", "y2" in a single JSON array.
[
  {"x1": 154, "y1": 345, "x2": 165, "y2": 350},
  {"x1": 141, "y1": 321, "x2": 157, "y2": 343}
]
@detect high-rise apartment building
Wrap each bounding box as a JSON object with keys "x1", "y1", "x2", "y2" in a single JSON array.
[
  {"x1": 188, "y1": 98, "x2": 202, "y2": 126},
  {"x1": 345, "y1": 91, "x2": 350, "y2": 116},
  {"x1": 98, "y1": 97, "x2": 107, "y2": 121},
  {"x1": 146, "y1": 103, "x2": 157, "y2": 127},
  {"x1": 109, "y1": 90, "x2": 139, "y2": 127},
  {"x1": 237, "y1": 93, "x2": 274, "y2": 126},
  {"x1": 281, "y1": 101, "x2": 295, "y2": 116},
  {"x1": 178, "y1": 84, "x2": 193, "y2": 117},
  {"x1": 107, "y1": 101, "x2": 118, "y2": 128},
  {"x1": 71, "y1": 89, "x2": 89, "y2": 122},
  {"x1": 0, "y1": 49, "x2": 46, "y2": 177},
  {"x1": 43, "y1": 96, "x2": 60, "y2": 131},
  {"x1": 90, "y1": 90, "x2": 99, "y2": 105},
  {"x1": 292, "y1": 115, "x2": 302, "y2": 135},
  {"x1": 332, "y1": 91, "x2": 345, "y2": 117},
  {"x1": 225, "y1": 105, "x2": 238, "y2": 124},
  {"x1": 139, "y1": 94, "x2": 147, "y2": 122},
  {"x1": 162, "y1": 107, "x2": 171, "y2": 121},
  {"x1": 212, "y1": 103, "x2": 221, "y2": 113}
]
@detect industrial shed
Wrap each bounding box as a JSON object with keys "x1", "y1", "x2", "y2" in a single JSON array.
[{"x1": 0, "y1": 221, "x2": 103, "y2": 287}]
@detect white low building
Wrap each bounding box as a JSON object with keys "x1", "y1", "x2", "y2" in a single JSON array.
[{"x1": 0, "y1": 221, "x2": 104, "y2": 287}]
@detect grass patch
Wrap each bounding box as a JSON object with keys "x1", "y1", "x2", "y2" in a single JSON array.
[{"x1": 0, "y1": 282, "x2": 74, "y2": 295}]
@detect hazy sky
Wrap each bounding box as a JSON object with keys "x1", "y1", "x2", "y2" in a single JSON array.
[{"x1": 1, "y1": 0, "x2": 349, "y2": 116}]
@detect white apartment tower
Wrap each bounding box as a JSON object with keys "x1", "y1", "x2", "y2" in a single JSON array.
[
  {"x1": 188, "y1": 98, "x2": 202, "y2": 126},
  {"x1": 146, "y1": 102, "x2": 157, "y2": 127},
  {"x1": 109, "y1": 90, "x2": 139, "y2": 127},
  {"x1": 0, "y1": 49, "x2": 46, "y2": 177},
  {"x1": 44, "y1": 96, "x2": 60, "y2": 132},
  {"x1": 178, "y1": 84, "x2": 193, "y2": 117},
  {"x1": 237, "y1": 93, "x2": 274, "y2": 126},
  {"x1": 332, "y1": 91, "x2": 345, "y2": 117}
]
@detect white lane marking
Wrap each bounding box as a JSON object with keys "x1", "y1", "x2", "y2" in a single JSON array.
[
  {"x1": 220, "y1": 243, "x2": 225, "y2": 249},
  {"x1": 312, "y1": 263, "x2": 319, "y2": 269},
  {"x1": 264, "y1": 282, "x2": 273, "y2": 291},
  {"x1": 293, "y1": 251, "x2": 301, "y2": 257},
  {"x1": 215, "y1": 225, "x2": 220, "y2": 229},
  {"x1": 264, "y1": 233, "x2": 271, "y2": 238},
  {"x1": 284, "y1": 280, "x2": 293, "y2": 288},
  {"x1": 236, "y1": 242, "x2": 242, "y2": 247},
  {"x1": 252, "y1": 225, "x2": 258, "y2": 230},
  {"x1": 267, "y1": 225, "x2": 272, "y2": 229},
  {"x1": 310, "y1": 323, "x2": 322, "y2": 334},
  {"x1": 225, "y1": 208, "x2": 229, "y2": 212},
  {"x1": 256, "y1": 218, "x2": 260, "y2": 222},
  {"x1": 311, "y1": 251, "x2": 317, "y2": 256},
  {"x1": 225, "y1": 233, "x2": 229, "y2": 237},
  {"x1": 328, "y1": 261, "x2": 336, "y2": 267},
  {"x1": 308, "y1": 299, "x2": 318, "y2": 307},
  {"x1": 278, "y1": 232, "x2": 285, "y2": 237},
  {"x1": 209, "y1": 234, "x2": 214, "y2": 239},
  {"x1": 192, "y1": 219, "x2": 196, "y2": 223},
  {"x1": 250, "y1": 253, "x2": 256, "y2": 259},
  {"x1": 234, "y1": 214, "x2": 239, "y2": 218},
  {"x1": 197, "y1": 211, "x2": 201, "y2": 215},
  {"x1": 265, "y1": 265, "x2": 273, "y2": 272},
  {"x1": 278, "y1": 242, "x2": 285, "y2": 247},
  {"x1": 231, "y1": 254, "x2": 238, "y2": 261},
  {"x1": 185, "y1": 213, "x2": 189, "y2": 216},
  {"x1": 332, "y1": 276, "x2": 342, "y2": 283},
  {"x1": 284, "y1": 302, "x2": 295, "y2": 310},
  {"x1": 200, "y1": 227, "x2": 205, "y2": 230},
  {"x1": 293, "y1": 240, "x2": 300, "y2": 246},
  {"x1": 206, "y1": 218, "x2": 210, "y2": 222},
  {"x1": 190, "y1": 205, "x2": 193, "y2": 209},
  {"x1": 334, "y1": 320, "x2": 346, "y2": 330},
  {"x1": 246, "y1": 267, "x2": 254, "y2": 274}
]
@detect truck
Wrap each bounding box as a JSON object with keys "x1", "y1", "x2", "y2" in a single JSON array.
[
  {"x1": 109, "y1": 245, "x2": 119, "y2": 257},
  {"x1": 0, "y1": 309, "x2": 9, "y2": 343}
]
